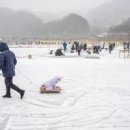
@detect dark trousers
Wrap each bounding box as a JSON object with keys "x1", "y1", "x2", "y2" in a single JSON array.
[{"x1": 5, "y1": 77, "x2": 22, "y2": 95}]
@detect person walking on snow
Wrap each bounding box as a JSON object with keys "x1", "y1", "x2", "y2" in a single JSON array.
[{"x1": 0, "y1": 42, "x2": 25, "y2": 99}]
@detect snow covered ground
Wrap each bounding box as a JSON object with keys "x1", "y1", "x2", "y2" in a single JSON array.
[{"x1": 0, "y1": 45, "x2": 130, "y2": 130}]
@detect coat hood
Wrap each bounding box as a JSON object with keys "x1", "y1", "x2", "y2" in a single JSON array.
[{"x1": 0, "y1": 42, "x2": 9, "y2": 52}]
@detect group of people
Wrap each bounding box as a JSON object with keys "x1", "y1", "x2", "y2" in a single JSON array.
[
  {"x1": 53, "y1": 40, "x2": 117, "y2": 57},
  {"x1": 71, "y1": 41, "x2": 87, "y2": 55},
  {"x1": 62, "y1": 41, "x2": 87, "y2": 56}
]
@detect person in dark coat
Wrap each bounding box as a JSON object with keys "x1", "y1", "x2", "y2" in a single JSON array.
[
  {"x1": 71, "y1": 43, "x2": 75, "y2": 50},
  {"x1": 74, "y1": 41, "x2": 79, "y2": 52},
  {"x1": 55, "y1": 49, "x2": 64, "y2": 56},
  {"x1": 0, "y1": 42, "x2": 25, "y2": 98},
  {"x1": 77, "y1": 44, "x2": 82, "y2": 55},
  {"x1": 109, "y1": 43, "x2": 113, "y2": 54},
  {"x1": 83, "y1": 43, "x2": 87, "y2": 51}
]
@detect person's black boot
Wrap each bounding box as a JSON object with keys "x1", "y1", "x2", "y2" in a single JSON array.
[
  {"x1": 3, "y1": 94, "x2": 11, "y2": 98},
  {"x1": 20, "y1": 90, "x2": 25, "y2": 99}
]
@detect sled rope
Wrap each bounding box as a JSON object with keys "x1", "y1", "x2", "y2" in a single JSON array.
[{"x1": 16, "y1": 69, "x2": 38, "y2": 87}]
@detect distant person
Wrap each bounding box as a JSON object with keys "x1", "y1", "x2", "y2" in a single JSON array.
[
  {"x1": 83, "y1": 43, "x2": 87, "y2": 51},
  {"x1": 40, "y1": 76, "x2": 63, "y2": 91},
  {"x1": 77, "y1": 44, "x2": 82, "y2": 55},
  {"x1": 109, "y1": 43, "x2": 113, "y2": 54},
  {"x1": 93, "y1": 46, "x2": 98, "y2": 54},
  {"x1": 112, "y1": 43, "x2": 115, "y2": 50},
  {"x1": 71, "y1": 43, "x2": 76, "y2": 50},
  {"x1": 55, "y1": 49, "x2": 64, "y2": 56},
  {"x1": 102, "y1": 42, "x2": 105, "y2": 49},
  {"x1": 50, "y1": 50, "x2": 53, "y2": 55},
  {"x1": 127, "y1": 42, "x2": 129, "y2": 50},
  {"x1": 123, "y1": 42, "x2": 128, "y2": 49},
  {"x1": 74, "y1": 41, "x2": 79, "y2": 52},
  {"x1": 0, "y1": 42, "x2": 25, "y2": 98},
  {"x1": 63, "y1": 41, "x2": 67, "y2": 52}
]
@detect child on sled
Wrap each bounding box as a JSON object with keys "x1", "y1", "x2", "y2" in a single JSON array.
[{"x1": 40, "y1": 76, "x2": 63, "y2": 91}]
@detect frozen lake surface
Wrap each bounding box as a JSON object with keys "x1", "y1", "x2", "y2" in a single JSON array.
[{"x1": 0, "y1": 46, "x2": 130, "y2": 130}]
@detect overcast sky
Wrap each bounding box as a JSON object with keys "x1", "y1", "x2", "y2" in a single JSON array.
[{"x1": 0, "y1": 0, "x2": 113, "y2": 15}]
